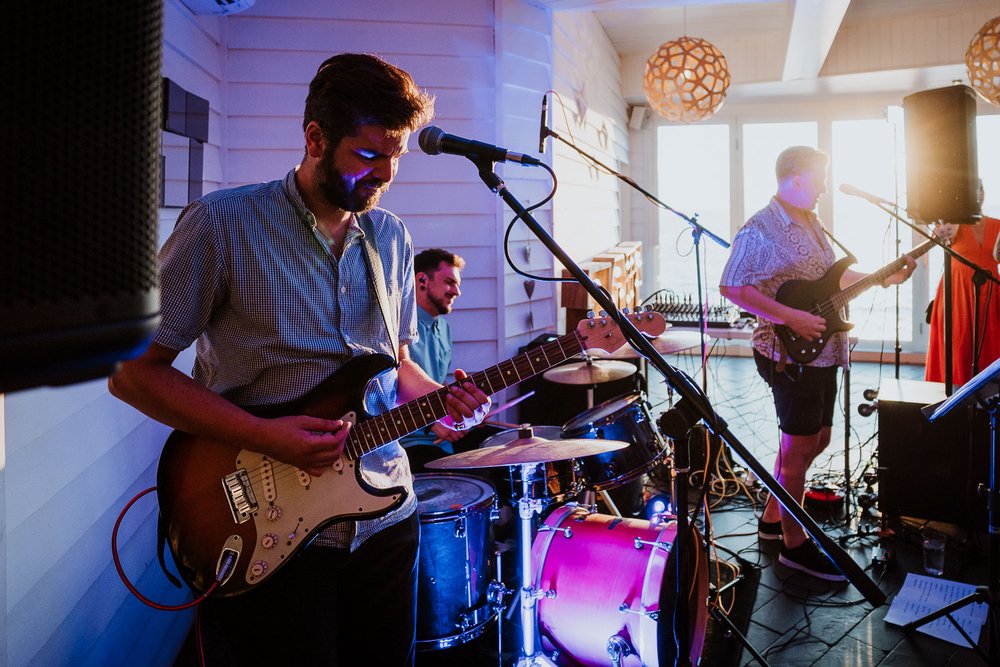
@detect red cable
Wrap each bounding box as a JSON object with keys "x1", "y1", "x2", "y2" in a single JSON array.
[{"x1": 111, "y1": 486, "x2": 219, "y2": 610}]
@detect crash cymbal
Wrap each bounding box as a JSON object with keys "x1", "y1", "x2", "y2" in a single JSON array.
[
  {"x1": 595, "y1": 330, "x2": 709, "y2": 359},
  {"x1": 425, "y1": 427, "x2": 628, "y2": 469},
  {"x1": 542, "y1": 359, "x2": 637, "y2": 385}
]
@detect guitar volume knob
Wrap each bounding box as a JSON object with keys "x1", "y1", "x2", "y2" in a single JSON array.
[
  {"x1": 250, "y1": 560, "x2": 268, "y2": 578},
  {"x1": 261, "y1": 533, "x2": 278, "y2": 550},
  {"x1": 264, "y1": 505, "x2": 282, "y2": 521}
]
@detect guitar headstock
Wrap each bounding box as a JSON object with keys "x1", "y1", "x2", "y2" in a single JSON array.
[{"x1": 575, "y1": 309, "x2": 667, "y2": 353}]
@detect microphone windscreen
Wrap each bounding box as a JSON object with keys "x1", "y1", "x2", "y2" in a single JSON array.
[{"x1": 418, "y1": 126, "x2": 445, "y2": 155}]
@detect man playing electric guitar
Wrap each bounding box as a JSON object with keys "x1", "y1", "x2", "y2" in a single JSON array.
[
  {"x1": 109, "y1": 54, "x2": 490, "y2": 666},
  {"x1": 720, "y1": 146, "x2": 914, "y2": 582}
]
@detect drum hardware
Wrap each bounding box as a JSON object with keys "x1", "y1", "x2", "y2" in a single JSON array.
[
  {"x1": 536, "y1": 523, "x2": 572, "y2": 539},
  {"x1": 633, "y1": 536, "x2": 672, "y2": 552},
  {"x1": 426, "y1": 426, "x2": 629, "y2": 666},
  {"x1": 606, "y1": 635, "x2": 632, "y2": 667},
  {"x1": 618, "y1": 604, "x2": 658, "y2": 621}
]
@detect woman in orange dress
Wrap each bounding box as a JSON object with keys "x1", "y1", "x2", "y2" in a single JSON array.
[{"x1": 925, "y1": 181, "x2": 1000, "y2": 386}]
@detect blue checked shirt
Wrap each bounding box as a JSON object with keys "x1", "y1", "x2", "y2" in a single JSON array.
[{"x1": 155, "y1": 168, "x2": 419, "y2": 549}]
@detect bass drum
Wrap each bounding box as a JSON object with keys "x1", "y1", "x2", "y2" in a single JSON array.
[
  {"x1": 531, "y1": 505, "x2": 708, "y2": 666},
  {"x1": 413, "y1": 473, "x2": 497, "y2": 650}
]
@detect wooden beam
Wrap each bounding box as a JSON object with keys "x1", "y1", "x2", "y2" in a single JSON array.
[{"x1": 782, "y1": 0, "x2": 851, "y2": 81}]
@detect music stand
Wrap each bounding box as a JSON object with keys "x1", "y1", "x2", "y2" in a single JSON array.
[{"x1": 904, "y1": 356, "x2": 1000, "y2": 662}]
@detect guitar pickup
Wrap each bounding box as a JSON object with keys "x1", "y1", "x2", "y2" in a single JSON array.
[{"x1": 223, "y1": 469, "x2": 258, "y2": 524}]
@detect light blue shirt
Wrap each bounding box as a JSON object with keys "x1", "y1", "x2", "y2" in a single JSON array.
[{"x1": 400, "y1": 305, "x2": 455, "y2": 452}]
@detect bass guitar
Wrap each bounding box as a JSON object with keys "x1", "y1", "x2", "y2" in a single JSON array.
[
  {"x1": 775, "y1": 238, "x2": 936, "y2": 364},
  {"x1": 156, "y1": 310, "x2": 665, "y2": 596}
]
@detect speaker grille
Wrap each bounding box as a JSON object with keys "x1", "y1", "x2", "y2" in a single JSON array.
[{"x1": 1, "y1": 4, "x2": 163, "y2": 387}]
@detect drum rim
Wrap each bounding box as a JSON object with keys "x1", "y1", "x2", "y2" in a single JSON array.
[
  {"x1": 413, "y1": 471, "x2": 496, "y2": 520},
  {"x1": 561, "y1": 391, "x2": 643, "y2": 433}
]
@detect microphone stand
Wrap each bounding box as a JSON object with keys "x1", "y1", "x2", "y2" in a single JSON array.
[
  {"x1": 467, "y1": 155, "x2": 888, "y2": 665},
  {"x1": 855, "y1": 199, "x2": 1000, "y2": 394},
  {"x1": 540, "y1": 123, "x2": 729, "y2": 391}
]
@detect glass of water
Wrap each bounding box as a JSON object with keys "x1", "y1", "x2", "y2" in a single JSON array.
[{"x1": 922, "y1": 529, "x2": 946, "y2": 576}]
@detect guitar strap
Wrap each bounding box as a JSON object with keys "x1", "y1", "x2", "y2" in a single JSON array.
[
  {"x1": 357, "y1": 212, "x2": 400, "y2": 366},
  {"x1": 821, "y1": 226, "x2": 857, "y2": 263}
]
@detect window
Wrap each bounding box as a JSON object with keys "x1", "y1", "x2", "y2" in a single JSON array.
[
  {"x1": 831, "y1": 116, "x2": 912, "y2": 344},
  {"x1": 656, "y1": 124, "x2": 730, "y2": 305}
]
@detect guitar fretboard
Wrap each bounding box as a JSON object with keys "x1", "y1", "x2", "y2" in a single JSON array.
[
  {"x1": 823, "y1": 238, "x2": 937, "y2": 313},
  {"x1": 343, "y1": 331, "x2": 584, "y2": 459}
]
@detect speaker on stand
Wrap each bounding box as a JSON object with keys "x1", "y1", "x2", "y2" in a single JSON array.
[{"x1": 1, "y1": 4, "x2": 163, "y2": 393}]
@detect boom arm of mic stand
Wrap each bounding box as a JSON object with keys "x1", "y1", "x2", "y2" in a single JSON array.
[
  {"x1": 542, "y1": 126, "x2": 729, "y2": 249},
  {"x1": 473, "y1": 160, "x2": 888, "y2": 608},
  {"x1": 868, "y1": 200, "x2": 1000, "y2": 285}
]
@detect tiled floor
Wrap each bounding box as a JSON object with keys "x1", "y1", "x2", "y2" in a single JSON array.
[{"x1": 415, "y1": 347, "x2": 996, "y2": 666}]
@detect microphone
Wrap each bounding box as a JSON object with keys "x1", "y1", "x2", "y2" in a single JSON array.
[
  {"x1": 839, "y1": 183, "x2": 892, "y2": 206},
  {"x1": 418, "y1": 126, "x2": 541, "y2": 166},
  {"x1": 538, "y1": 93, "x2": 549, "y2": 154}
]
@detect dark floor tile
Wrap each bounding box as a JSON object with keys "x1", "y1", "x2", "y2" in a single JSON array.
[
  {"x1": 741, "y1": 620, "x2": 782, "y2": 666},
  {"x1": 761, "y1": 626, "x2": 831, "y2": 665},
  {"x1": 818, "y1": 633, "x2": 888, "y2": 666},
  {"x1": 848, "y1": 603, "x2": 906, "y2": 654}
]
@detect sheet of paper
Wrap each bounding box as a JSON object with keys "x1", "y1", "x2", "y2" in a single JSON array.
[{"x1": 884, "y1": 573, "x2": 988, "y2": 647}]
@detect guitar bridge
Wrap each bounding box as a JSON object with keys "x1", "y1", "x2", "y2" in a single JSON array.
[{"x1": 223, "y1": 469, "x2": 258, "y2": 524}]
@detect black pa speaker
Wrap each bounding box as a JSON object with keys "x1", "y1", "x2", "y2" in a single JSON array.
[
  {"x1": 903, "y1": 85, "x2": 980, "y2": 224},
  {"x1": 1, "y1": 4, "x2": 163, "y2": 392},
  {"x1": 877, "y1": 379, "x2": 988, "y2": 526}
]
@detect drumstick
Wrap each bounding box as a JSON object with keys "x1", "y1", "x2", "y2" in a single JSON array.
[{"x1": 430, "y1": 390, "x2": 537, "y2": 444}]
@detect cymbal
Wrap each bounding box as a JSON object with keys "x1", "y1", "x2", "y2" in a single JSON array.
[
  {"x1": 425, "y1": 431, "x2": 628, "y2": 469},
  {"x1": 542, "y1": 359, "x2": 637, "y2": 385},
  {"x1": 595, "y1": 330, "x2": 709, "y2": 359}
]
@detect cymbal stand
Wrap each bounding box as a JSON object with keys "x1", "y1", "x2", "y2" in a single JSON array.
[{"x1": 514, "y1": 462, "x2": 557, "y2": 667}]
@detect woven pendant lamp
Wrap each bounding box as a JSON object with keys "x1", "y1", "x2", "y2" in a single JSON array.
[
  {"x1": 966, "y1": 16, "x2": 1000, "y2": 107},
  {"x1": 643, "y1": 35, "x2": 731, "y2": 123}
]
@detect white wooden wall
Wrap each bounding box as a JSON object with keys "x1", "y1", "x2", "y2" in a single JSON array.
[
  {"x1": 0, "y1": 1, "x2": 567, "y2": 664},
  {"x1": 551, "y1": 11, "x2": 630, "y2": 310}
]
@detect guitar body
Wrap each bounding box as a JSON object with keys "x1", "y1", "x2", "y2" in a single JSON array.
[
  {"x1": 774, "y1": 257, "x2": 854, "y2": 365},
  {"x1": 157, "y1": 354, "x2": 406, "y2": 597}
]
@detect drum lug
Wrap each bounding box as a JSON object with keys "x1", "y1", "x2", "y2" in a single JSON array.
[
  {"x1": 633, "y1": 536, "x2": 672, "y2": 552},
  {"x1": 453, "y1": 516, "x2": 466, "y2": 539},
  {"x1": 618, "y1": 603, "x2": 658, "y2": 621},
  {"x1": 537, "y1": 524, "x2": 573, "y2": 539}
]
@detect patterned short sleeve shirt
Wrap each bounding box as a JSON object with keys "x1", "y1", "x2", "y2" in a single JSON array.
[
  {"x1": 720, "y1": 197, "x2": 849, "y2": 368},
  {"x1": 154, "y1": 168, "x2": 419, "y2": 549}
]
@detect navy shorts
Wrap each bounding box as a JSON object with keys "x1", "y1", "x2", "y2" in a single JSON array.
[{"x1": 754, "y1": 350, "x2": 838, "y2": 436}]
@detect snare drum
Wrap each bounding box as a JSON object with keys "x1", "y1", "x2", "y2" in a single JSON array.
[
  {"x1": 413, "y1": 473, "x2": 498, "y2": 650},
  {"x1": 531, "y1": 505, "x2": 708, "y2": 666},
  {"x1": 561, "y1": 393, "x2": 668, "y2": 490},
  {"x1": 480, "y1": 426, "x2": 583, "y2": 505}
]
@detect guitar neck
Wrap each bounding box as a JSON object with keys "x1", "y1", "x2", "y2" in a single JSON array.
[
  {"x1": 831, "y1": 237, "x2": 937, "y2": 309},
  {"x1": 345, "y1": 331, "x2": 584, "y2": 459}
]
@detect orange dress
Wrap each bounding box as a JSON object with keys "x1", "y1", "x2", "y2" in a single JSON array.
[{"x1": 925, "y1": 217, "x2": 1000, "y2": 385}]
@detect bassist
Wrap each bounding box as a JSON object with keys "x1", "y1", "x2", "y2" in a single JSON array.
[
  {"x1": 719, "y1": 146, "x2": 914, "y2": 581},
  {"x1": 109, "y1": 54, "x2": 490, "y2": 666}
]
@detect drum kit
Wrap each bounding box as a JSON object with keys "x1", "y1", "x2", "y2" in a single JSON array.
[{"x1": 413, "y1": 335, "x2": 709, "y2": 666}]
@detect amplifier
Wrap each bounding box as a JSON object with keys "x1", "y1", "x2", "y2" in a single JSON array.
[{"x1": 877, "y1": 379, "x2": 987, "y2": 526}]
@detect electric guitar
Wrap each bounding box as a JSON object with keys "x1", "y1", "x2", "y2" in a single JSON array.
[
  {"x1": 156, "y1": 310, "x2": 665, "y2": 596},
  {"x1": 775, "y1": 238, "x2": 936, "y2": 364}
]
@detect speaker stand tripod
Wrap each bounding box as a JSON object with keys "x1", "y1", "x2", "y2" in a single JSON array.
[{"x1": 904, "y1": 360, "x2": 1000, "y2": 662}]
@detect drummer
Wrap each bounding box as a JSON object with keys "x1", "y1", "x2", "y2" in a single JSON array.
[{"x1": 402, "y1": 249, "x2": 500, "y2": 472}]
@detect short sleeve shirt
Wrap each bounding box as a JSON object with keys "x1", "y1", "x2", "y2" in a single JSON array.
[
  {"x1": 719, "y1": 197, "x2": 848, "y2": 368},
  {"x1": 398, "y1": 307, "x2": 454, "y2": 452},
  {"x1": 154, "y1": 168, "x2": 419, "y2": 549}
]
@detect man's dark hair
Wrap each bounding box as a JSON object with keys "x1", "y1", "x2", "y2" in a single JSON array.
[
  {"x1": 304, "y1": 53, "x2": 435, "y2": 149},
  {"x1": 415, "y1": 248, "x2": 465, "y2": 275}
]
